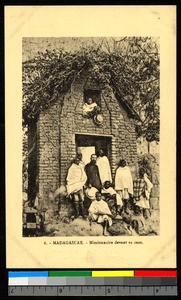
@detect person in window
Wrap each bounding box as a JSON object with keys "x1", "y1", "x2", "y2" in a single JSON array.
[{"x1": 82, "y1": 97, "x2": 101, "y2": 118}]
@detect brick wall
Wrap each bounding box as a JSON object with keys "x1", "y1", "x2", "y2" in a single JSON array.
[
  {"x1": 59, "y1": 80, "x2": 138, "y2": 185},
  {"x1": 101, "y1": 87, "x2": 138, "y2": 174},
  {"x1": 28, "y1": 121, "x2": 38, "y2": 203},
  {"x1": 35, "y1": 77, "x2": 138, "y2": 202},
  {"x1": 37, "y1": 102, "x2": 60, "y2": 203}
]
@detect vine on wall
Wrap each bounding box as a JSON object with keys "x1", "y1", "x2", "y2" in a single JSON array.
[{"x1": 23, "y1": 37, "x2": 160, "y2": 142}]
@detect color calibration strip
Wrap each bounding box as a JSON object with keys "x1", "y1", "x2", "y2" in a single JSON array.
[{"x1": 9, "y1": 270, "x2": 177, "y2": 286}]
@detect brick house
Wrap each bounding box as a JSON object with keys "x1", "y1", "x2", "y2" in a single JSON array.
[{"x1": 28, "y1": 74, "x2": 139, "y2": 204}]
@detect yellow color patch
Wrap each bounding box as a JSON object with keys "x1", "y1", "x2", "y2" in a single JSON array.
[{"x1": 92, "y1": 271, "x2": 134, "y2": 277}]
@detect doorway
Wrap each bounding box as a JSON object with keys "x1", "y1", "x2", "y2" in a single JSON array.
[{"x1": 75, "y1": 134, "x2": 112, "y2": 165}]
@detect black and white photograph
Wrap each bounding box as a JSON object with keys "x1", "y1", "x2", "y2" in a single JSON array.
[
  {"x1": 22, "y1": 37, "x2": 160, "y2": 237},
  {"x1": 5, "y1": 5, "x2": 176, "y2": 269}
]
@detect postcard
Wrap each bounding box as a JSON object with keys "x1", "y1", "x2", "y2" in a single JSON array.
[{"x1": 5, "y1": 5, "x2": 176, "y2": 268}]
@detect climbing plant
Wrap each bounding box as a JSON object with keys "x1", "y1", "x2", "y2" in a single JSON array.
[{"x1": 22, "y1": 37, "x2": 160, "y2": 142}]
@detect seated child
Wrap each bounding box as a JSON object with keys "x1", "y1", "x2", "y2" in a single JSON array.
[
  {"x1": 83, "y1": 97, "x2": 100, "y2": 117},
  {"x1": 131, "y1": 205, "x2": 146, "y2": 235},
  {"x1": 88, "y1": 192, "x2": 112, "y2": 236},
  {"x1": 101, "y1": 181, "x2": 123, "y2": 214}
]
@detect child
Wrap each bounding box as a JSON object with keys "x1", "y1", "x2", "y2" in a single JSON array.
[
  {"x1": 83, "y1": 97, "x2": 100, "y2": 118},
  {"x1": 101, "y1": 181, "x2": 123, "y2": 215},
  {"x1": 88, "y1": 192, "x2": 112, "y2": 236},
  {"x1": 131, "y1": 205, "x2": 146, "y2": 235}
]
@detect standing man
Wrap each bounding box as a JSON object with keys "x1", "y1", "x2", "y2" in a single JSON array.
[
  {"x1": 76, "y1": 152, "x2": 85, "y2": 169},
  {"x1": 96, "y1": 149, "x2": 112, "y2": 186},
  {"x1": 115, "y1": 159, "x2": 133, "y2": 214},
  {"x1": 66, "y1": 157, "x2": 87, "y2": 218},
  {"x1": 85, "y1": 154, "x2": 102, "y2": 191}
]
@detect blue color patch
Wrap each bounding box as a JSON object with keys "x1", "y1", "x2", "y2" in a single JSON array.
[{"x1": 9, "y1": 271, "x2": 48, "y2": 278}]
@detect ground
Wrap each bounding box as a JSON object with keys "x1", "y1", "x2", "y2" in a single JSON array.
[{"x1": 43, "y1": 204, "x2": 159, "y2": 237}]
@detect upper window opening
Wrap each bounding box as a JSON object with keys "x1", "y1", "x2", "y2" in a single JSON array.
[{"x1": 84, "y1": 89, "x2": 101, "y2": 107}]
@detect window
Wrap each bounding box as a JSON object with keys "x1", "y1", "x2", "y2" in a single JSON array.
[{"x1": 84, "y1": 89, "x2": 101, "y2": 107}]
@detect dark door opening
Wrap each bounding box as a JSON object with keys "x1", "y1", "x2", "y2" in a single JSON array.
[{"x1": 75, "y1": 134, "x2": 112, "y2": 165}]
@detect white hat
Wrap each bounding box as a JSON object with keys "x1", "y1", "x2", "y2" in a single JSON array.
[
  {"x1": 85, "y1": 187, "x2": 98, "y2": 200},
  {"x1": 93, "y1": 114, "x2": 103, "y2": 125}
]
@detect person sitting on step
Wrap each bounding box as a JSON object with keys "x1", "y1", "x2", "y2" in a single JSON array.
[
  {"x1": 88, "y1": 192, "x2": 112, "y2": 236},
  {"x1": 101, "y1": 181, "x2": 123, "y2": 215}
]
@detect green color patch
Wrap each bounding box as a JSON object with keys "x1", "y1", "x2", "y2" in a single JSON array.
[{"x1": 49, "y1": 271, "x2": 92, "y2": 277}]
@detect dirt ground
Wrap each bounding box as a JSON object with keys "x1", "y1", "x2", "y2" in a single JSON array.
[{"x1": 43, "y1": 207, "x2": 159, "y2": 237}]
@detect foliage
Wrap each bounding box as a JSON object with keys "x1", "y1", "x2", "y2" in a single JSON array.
[
  {"x1": 22, "y1": 37, "x2": 160, "y2": 142},
  {"x1": 138, "y1": 153, "x2": 157, "y2": 181}
]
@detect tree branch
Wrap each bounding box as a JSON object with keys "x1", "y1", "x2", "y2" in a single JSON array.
[{"x1": 135, "y1": 40, "x2": 159, "y2": 63}]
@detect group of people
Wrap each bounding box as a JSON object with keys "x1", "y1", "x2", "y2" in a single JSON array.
[{"x1": 66, "y1": 150, "x2": 153, "y2": 236}]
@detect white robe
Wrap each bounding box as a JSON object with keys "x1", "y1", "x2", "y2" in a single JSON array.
[
  {"x1": 83, "y1": 102, "x2": 97, "y2": 114},
  {"x1": 66, "y1": 163, "x2": 87, "y2": 195},
  {"x1": 144, "y1": 173, "x2": 153, "y2": 200},
  {"x1": 89, "y1": 199, "x2": 112, "y2": 226},
  {"x1": 101, "y1": 187, "x2": 123, "y2": 206},
  {"x1": 115, "y1": 166, "x2": 133, "y2": 195},
  {"x1": 135, "y1": 196, "x2": 150, "y2": 209},
  {"x1": 96, "y1": 156, "x2": 112, "y2": 185},
  {"x1": 135, "y1": 174, "x2": 153, "y2": 209}
]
